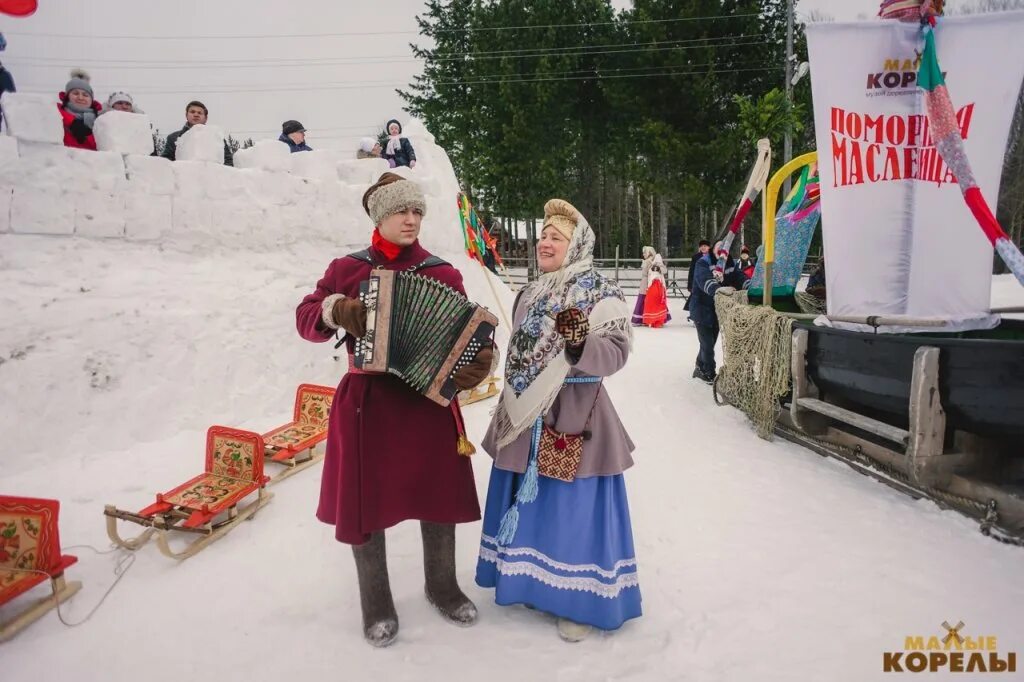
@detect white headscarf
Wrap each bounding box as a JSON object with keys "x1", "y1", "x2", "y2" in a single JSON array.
[{"x1": 492, "y1": 203, "x2": 632, "y2": 448}]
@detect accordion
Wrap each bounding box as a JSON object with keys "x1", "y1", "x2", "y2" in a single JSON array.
[{"x1": 354, "y1": 269, "x2": 498, "y2": 406}]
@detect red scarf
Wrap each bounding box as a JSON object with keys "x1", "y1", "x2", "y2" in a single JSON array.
[{"x1": 371, "y1": 227, "x2": 402, "y2": 261}]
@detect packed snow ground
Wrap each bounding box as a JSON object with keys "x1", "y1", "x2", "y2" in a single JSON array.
[{"x1": 2, "y1": 233, "x2": 1022, "y2": 680}]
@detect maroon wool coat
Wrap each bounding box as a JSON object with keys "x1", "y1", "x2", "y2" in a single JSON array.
[{"x1": 296, "y1": 241, "x2": 481, "y2": 545}]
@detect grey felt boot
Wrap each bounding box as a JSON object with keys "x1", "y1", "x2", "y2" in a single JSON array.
[
  {"x1": 351, "y1": 531, "x2": 399, "y2": 647},
  {"x1": 420, "y1": 521, "x2": 478, "y2": 626}
]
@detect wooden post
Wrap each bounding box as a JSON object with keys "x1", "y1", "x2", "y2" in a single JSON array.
[
  {"x1": 907, "y1": 346, "x2": 950, "y2": 488},
  {"x1": 614, "y1": 245, "x2": 620, "y2": 284},
  {"x1": 684, "y1": 202, "x2": 689, "y2": 249},
  {"x1": 649, "y1": 194, "x2": 655, "y2": 246},
  {"x1": 636, "y1": 190, "x2": 643, "y2": 256},
  {"x1": 526, "y1": 218, "x2": 537, "y2": 282}
]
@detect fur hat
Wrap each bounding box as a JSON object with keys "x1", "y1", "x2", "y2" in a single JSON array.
[
  {"x1": 64, "y1": 68, "x2": 93, "y2": 98},
  {"x1": 385, "y1": 118, "x2": 402, "y2": 135},
  {"x1": 359, "y1": 137, "x2": 377, "y2": 153},
  {"x1": 363, "y1": 172, "x2": 427, "y2": 225},
  {"x1": 542, "y1": 199, "x2": 581, "y2": 241}
]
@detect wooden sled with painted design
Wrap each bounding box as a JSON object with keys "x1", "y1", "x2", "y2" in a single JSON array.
[
  {"x1": 103, "y1": 426, "x2": 272, "y2": 561},
  {"x1": 458, "y1": 375, "x2": 501, "y2": 406},
  {"x1": 261, "y1": 383, "x2": 333, "y2": 484},
  {"x1": 0, "y1": 496, "x2": 81, "y2": 641}
]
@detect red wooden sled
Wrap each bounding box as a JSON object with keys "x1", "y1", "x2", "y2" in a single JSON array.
[
  {"x1": 261, "y1": 383, "x2": 333, "y2": 483},
  {"x1": 0, "y1": 496, "x2": 80, "y2": 641},
  {"x1": 104, "y1": 426, "x2": 272, "y2": 560}
]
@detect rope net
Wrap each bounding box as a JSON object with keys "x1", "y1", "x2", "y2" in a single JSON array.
[
  {"x1": 714, "y1": 291, "x2": 794, "y2": 438},
  {"x1": 794, "y1": 291, "x2": 826, "y2": 315}
]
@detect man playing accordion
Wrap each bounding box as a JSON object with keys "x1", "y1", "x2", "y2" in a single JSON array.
[{"x1": 296, "y1": 172, "x2": 493, "y2": 647}]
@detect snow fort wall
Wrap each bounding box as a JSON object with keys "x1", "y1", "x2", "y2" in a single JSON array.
[
  {"x1": 94, "y1": 110, "x2": 154, "y2": 155},
  {"x1": 1, "y1": 92, "x2": 63, "y2": 145}
]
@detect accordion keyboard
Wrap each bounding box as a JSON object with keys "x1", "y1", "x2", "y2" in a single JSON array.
[{"x1": 354, "y1": 269, "x2": 498, "y2": 406}]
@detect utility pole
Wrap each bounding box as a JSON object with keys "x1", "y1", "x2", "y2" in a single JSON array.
[{"x1": 784, "y1": 0, "x2": 795, "y2": 196}]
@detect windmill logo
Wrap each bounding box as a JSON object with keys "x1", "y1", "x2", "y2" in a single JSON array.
[
  {"x1": 882, "y1": 621, "x2": 1018, "y2": 673},
  {"x1": 942, "y1": 620, "x2": 965, "y2": 647}
]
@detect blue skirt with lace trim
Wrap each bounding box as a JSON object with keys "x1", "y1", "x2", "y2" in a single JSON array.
[{"x1": 475, "y1": 466, "x2": 642, "y2": 631}]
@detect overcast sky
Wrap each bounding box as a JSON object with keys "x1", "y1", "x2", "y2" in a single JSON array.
[{"x1": 2, "y1": 0, "x2": 849, "y2": 151}]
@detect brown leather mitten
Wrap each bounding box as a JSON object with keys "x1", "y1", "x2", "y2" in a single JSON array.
[
  {"x1": 555, "y1": 308, "x2": 589, "y2": 348},
  {"x1": 333, "y1": 297, "x2": 368, "y2": 338},
  {"x1": 452, "y1": 346, "x2": 494, "y2": 390}
]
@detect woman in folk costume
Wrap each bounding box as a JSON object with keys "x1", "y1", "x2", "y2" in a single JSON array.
[
  {"x1": 476, "y1": 199, "x2": 642, "y2": 643},
  {"x1": 296, "y1": 172, "x2": 493, "y2": 647},
  {"x1": 630, "y1": 246, "x2": 657, "y2": 325},
  {"x1": 641, "y1": 253, "x2": 670, "y2": 328}
]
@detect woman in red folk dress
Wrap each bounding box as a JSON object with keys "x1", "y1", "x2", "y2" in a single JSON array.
[
  {"x1": 295, "y1": 172, "x2": 493, "y2": 648},
  {"x1": 641, "y1": 254, "x2": 670, "y2": 328}
]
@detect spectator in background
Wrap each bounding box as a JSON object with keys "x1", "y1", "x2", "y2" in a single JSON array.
[
  {"x1": 357, "y1": 137, "x2": 382, "y2": 159},
  {"x1": 0, "y1": 59, "x2": 15, "y2": 132},
  {"x1": 382, "y1": 119, "x2": 416, "y2": 168},
  {"x1": 684, "y1": 239, "x2": 711, "y2": 314},
  {"x1": 806, "y1": 256, "x2": 826, "y2": 300},
  {"x1": 104, "y1": 91, "x2": 143, "y2": 114},
  {"x1": 102, "y1": 91, "x2": 155, "y2": 154},
  {"x1": 58, "y1": 69, "x2": 101, "y2": 150},
  {"x1": 162, "y1": 100, "x2": 233, "y2": 166},
  {"x1": 280, "y1": 119, "x2": 312, "y2": 153},
  {"x1": 738, "y1": 245, "x2": 755, "y2": 279},
  {"x1": 690, "y1": 241, "x2": 750, "y2": 383}
]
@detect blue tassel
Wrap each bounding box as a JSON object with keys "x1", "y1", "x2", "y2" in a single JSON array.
[
  {"x1": 518, "y1": 460, "x2": 539, "y2": 503},
  {"x1": 496, "y1": 505, "x2": 519, "y2": 546}
]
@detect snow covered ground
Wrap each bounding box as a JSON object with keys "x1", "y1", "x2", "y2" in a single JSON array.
[{"x1": 2, "y1": 226, "x2": 1022, "y2": 680}]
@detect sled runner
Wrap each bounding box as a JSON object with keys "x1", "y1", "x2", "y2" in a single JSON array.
[
  {"x1": 0, "y1": 496, "x2": 81, "y2": 641},
  {"x1": 104, "y1": 426, "x2": 272, "y2": 560},
  {"x1": 261, "y1": 383, "x2": 333, "y2": 484},
  {"x1": 458, "y1": 375, "x2": 500, "y2": 405}
]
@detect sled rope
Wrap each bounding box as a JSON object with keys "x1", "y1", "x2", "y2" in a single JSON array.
[{"x1": 6, "y1": 543, "x2": 136, "y2": 628}]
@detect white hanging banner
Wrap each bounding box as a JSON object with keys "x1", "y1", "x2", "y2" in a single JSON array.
[{"x1": 806, "y1": 12, "x2": 1024, "y2": 332}]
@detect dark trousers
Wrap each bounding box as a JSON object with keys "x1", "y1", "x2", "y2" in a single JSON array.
[{"x1": 695, "y1": 323, "x2": 719, "y2": 376}]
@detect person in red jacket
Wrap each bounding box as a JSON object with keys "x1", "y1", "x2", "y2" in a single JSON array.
[
  {"x1": 57, "y1": 69, "x2": 101, "y2": 150},
  {"x1": 296, "y1": 172, "x2": 493, "y2": 648}
]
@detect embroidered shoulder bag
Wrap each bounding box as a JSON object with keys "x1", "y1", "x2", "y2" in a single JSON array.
[{"x1": 536, "y1": 379, "x2": 602, "y2": 482}]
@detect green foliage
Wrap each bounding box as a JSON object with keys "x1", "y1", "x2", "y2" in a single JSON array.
[
  {"x1": 400, "y1": 0, "x2": 815, "y2": 257},
  {"x1": 734, "y1": 87, "x2": 805, "y2": 149},
  {"x1": 226, "y1": 135, "x2": 254, "y2": 154}
]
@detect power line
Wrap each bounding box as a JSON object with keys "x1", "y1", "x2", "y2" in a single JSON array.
[
  {"x1": 4, "y1": 34, "x2": 771, "y2": 70},
  {"x1": 4, "y1": 13, "x2": 761, "y2": 41},
  {"x1": 421, "y1": 33, "x2": 766, "y2": 59},
  {"x1": 18, "y1": 65, "x2": 781, "y2": 97},
  {"x1": 433, "y1": 65, "x2": 780, "y2": 87},
  {"x1": 19, "y1": 57, "x2": 773, "y2": 93}
]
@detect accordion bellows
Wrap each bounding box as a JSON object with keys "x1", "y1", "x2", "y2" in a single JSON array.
[{"x1": 354, "y1": 269, "x2": 498, "y2": 406}]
